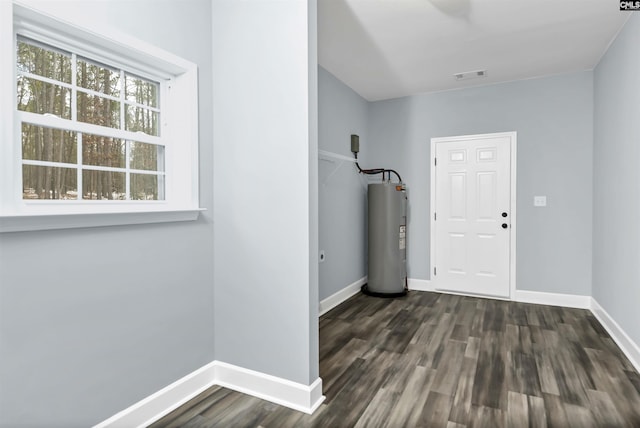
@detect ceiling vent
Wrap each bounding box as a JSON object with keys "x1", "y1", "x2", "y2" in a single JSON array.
[{"x1": 454, "y1": 70, "x2": 487, "y2": 81}]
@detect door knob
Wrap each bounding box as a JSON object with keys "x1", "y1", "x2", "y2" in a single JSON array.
[
  {"x1": 502, "y1": 212, "x2": 508, "y2": 217},
  {"x1": 502, "y1": 223, "x2": 508, "y2": 229}
]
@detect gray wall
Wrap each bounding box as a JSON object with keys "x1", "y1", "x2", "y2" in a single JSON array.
[
  {"x1": 212, "y1": 0, "x2": 319, "y2": 385},
  {"x1": 0, "y1": 1, "x2": 214, "y2": 426},
  {"x1": 318, "y1": 67, "x2": 369, "y2": 300},
  {"x1": 367, "y1": 72, "x2": 594, "y2": 296},
  {"x1": 593, "y1": 15, "x2": 640, "y2": 347}
]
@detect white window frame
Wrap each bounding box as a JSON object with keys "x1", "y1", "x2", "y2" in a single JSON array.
[{"x1": 0, "y1": 1, "x2": 202, "y2": 232}]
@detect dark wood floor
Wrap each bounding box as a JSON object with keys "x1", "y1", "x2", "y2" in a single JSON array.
[{"x1": 150, "y1": 291, "x2": 640, "y2": 427}]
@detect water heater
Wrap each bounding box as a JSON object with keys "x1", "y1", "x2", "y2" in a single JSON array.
[{"x1": 363, "y1": 182, "x2": 408, "y2": 296}]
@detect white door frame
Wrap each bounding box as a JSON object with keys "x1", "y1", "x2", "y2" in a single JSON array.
[{"x1": 429, "y1": 131, "x2": 517, "y2": 300}]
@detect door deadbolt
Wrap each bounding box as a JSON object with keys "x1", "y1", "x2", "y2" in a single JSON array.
[{"x1": 502, "y1": 212, "x2": 508, "y2": 217}]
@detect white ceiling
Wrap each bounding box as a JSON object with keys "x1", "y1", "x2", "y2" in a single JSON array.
[{"x1": 318, "y1": 0, "x2": 630, "y2": 101}]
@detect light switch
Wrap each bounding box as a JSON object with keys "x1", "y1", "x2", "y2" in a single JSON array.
[{"x1": 534, "y1": 196, "x2": 547, "y2": 207}]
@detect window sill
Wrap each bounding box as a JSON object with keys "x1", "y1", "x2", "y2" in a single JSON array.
[{"x1": 0, "y1": 208, "x2": 205, "y2": 233}]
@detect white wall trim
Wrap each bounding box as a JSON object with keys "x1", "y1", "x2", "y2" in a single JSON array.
[
  {"x1": 94, "y1": 361, "x2": 325, "y2": 428},
  {"x1": 407, "y1": 284, "x2": 590, "y2": 309},
  {"x1": 514, "y1": 289, "x2": 591, "y2": 309},
  {"x1": 590, "y1": 298, "x2": 640, "y2": 374},
  {"x1": 0, "y1": 209, "x2": 205, "y2": 233},
  {"x1": 408, "y1": 278, "x2": 435, "y2": 292},
  {"x1": 319, "y1": 276, "x2": 366, "y2": 316},
  {"x1": 93, "y1": 361, "x2": 218, "y2": 428},
  {"x1": 214, "y1": 362, "x2": 324, "y2": 415}
]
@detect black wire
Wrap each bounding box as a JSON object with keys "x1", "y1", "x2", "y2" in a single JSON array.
[{"x1": 354, "y1": 153, "x2": 403, "y2": 183}]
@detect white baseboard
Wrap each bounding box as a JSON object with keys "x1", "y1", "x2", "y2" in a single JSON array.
[
  {"x1": 409, "y1": 282, "x2": 590, "y2": 309},
  {"x1": 514, "y1": 290, "x2": 591, "y2": 309},
  {"x1": 94, "y1": 361, "x2": 325, "y2": 428},
  {"x1": 93, "y1": 361, "x2": 218, "y2": 428},
  {"x1": 319, "y1": 276, "x2": 366, "y2": 316},
  {"x1": 590, "y1": 298, "x2": 640, "y2": 374},
  {"x1": 408, "y1": 278, "x2": 434, "y2": 292},
  {"x1": 214, "y1": 361, "x2": 324, "y2": 414}
]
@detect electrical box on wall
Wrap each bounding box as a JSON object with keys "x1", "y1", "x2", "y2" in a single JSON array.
[{"x1": 351, "y1": 134, "x2": 359, "y2": 154}]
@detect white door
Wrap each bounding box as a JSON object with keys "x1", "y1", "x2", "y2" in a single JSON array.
[{"x1": 431, "y1": 133, "x2": 515, "y2": 298}]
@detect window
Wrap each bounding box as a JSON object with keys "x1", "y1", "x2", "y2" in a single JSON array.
[
  {"x1": 1, "y1": 3, "x2": 201, "y2": 232},
  {"x1": 18, "y1": 38, "x2": 165, "y2": 201}
]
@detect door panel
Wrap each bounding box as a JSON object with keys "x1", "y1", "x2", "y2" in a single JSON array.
[
  {"x1": 449, "y1": 173, "x2": 467, "y2": 219},
  {"x1": 476, "y1": 172, "x2": 496, "y2": 220},
  {"x1": 448, "y1": 232, "x2": 467, "y2": 274},
  {"x1": 434, "y1": 135, "x2": 512, "y2": 298}
]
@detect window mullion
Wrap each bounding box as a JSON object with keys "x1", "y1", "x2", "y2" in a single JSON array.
[
  {"x1": 72, "y1": 53, "x2": 81, "y2": 200},
  {"x1": 120, "y1": 69, "x2": 125, "y2": 130},
  {"x1": 121, "y1": 70, "x2": 131, "y2": 201},
  {"x1": 17, "y1": 71, "x2": 73, "y2": 89},
  {"x1": 76, "y1": 87, "x2": 121, "y2": 103},
  {"x1": 78, "y1": 165, "x2": 127, "y2": 173},
  {"x1": 77, "y1": 133, "x2": 83, "y2": 200},
  {"x1": 17, "y1": 111, "x2": 161, "y2": 145},
  {"x1": 124, "y1": 100, "x2": 160, "y2": 113},
  {"x1": 71, "y1": 53, "x2": 77, "y2": 122},
  {"x1": 23, "y1": 159, "x2": 78, "y2": 169},
  {"x1": 125, "y1": 141, "x2": 131, "y2": 201}
]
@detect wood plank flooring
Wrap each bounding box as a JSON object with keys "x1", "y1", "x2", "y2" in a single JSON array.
[{"x1": 150, "y1": 291, "x2": 640, "y2": 427}]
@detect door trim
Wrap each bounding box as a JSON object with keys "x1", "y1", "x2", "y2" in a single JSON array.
[{"x1": 429, "y1": 131, "x2": 517, "y2": 299}]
